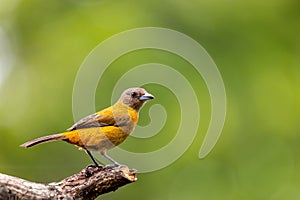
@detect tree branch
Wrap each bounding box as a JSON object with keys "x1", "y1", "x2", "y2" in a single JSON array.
[{"x1": 0, "y1": 165, "x2": 137, "y2": 200}]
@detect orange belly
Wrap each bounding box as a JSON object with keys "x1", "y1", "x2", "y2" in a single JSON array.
[{"x1": 63, "y1": 126, "x2": 129, "y2": 152}]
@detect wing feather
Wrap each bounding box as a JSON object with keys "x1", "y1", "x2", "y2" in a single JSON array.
[{"x1": 67, "y1": 110, "x2": 116, "y2": 131}]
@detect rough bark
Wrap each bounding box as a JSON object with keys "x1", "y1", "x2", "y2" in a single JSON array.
[{"x1": 0, "y1": 165, "x2": 137, "y2": 200}]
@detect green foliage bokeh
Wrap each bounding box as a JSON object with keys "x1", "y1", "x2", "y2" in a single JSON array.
[{"x1": 0, "y1": 0, "x2": 299, "y2": 199}]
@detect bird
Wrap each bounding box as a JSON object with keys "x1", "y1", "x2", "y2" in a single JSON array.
[{"x1": 20, "y1": 87, "x2": 154, "y2": 166}]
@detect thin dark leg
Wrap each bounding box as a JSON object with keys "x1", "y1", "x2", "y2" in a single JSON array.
[
  {"x1": 86, "y1": 150, "x2": 100, "y2": 167},
  {"x1": 101, "y1": 151, "x2": 121, "y2": 166}
]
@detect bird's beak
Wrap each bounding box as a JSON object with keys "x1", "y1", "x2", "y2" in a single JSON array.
[{"x1": 139, "y1": 92, "x2": 154, "y2": 101}]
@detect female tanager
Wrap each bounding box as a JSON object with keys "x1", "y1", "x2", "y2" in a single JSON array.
[{"x1": 21, "y1": 87, "x2": 154, "y2": 166}]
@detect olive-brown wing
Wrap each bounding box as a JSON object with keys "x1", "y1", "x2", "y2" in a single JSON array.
[{"x1": 67, "y1": 108, "x2": 116, "y2": 131}]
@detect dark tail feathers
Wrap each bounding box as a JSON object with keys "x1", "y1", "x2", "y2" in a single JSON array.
[{"x1": 20, "y1": 133, "x2": 66, "y2": 148}]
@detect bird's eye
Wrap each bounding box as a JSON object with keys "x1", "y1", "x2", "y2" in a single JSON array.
[{"x1": 131, "y1": 92, "x2": 137, "y2": 97}]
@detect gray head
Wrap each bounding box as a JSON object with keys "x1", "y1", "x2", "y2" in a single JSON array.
[{"x1": 118, "y1": 87, "x2": 154, "y2": 111}]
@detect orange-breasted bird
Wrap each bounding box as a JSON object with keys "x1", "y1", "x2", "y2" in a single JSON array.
[{"x1": 20, "y1": 87, "x2": 154, "y2": 166}]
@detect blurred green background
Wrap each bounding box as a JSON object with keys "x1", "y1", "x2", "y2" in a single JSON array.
[{"x1": 0, "y1": 0, "x2": 299, "y2": 199}]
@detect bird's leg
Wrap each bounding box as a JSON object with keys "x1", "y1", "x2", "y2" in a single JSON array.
[
  {"x1": 86, "y1": 150, "x2": 101, "y2": 167},
  {"x1": 101, "y1": 151, "x2": 121, "y2": 166}
]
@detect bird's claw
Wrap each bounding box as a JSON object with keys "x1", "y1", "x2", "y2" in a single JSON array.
[{"x1": 86, "y1": 163, "x2": 102, "y2": 168}]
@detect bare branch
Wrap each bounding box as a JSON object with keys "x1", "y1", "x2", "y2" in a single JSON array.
[{"x1": 0, "y1": 166, "x2": 137, "y2": 200}]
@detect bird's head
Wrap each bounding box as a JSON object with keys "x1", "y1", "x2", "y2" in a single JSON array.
[{"x1": 118, "y1": 87, "x2": 154, "y2": 111}]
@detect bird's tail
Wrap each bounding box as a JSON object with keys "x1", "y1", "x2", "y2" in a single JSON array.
[{"x1": 20, "y1": 133, "x2": 67, "y2": 148}]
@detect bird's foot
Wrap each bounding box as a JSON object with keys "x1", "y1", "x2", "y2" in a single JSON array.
[
  {"x1": 105, "y1": 163, "x2": 127, "y2": 168},
  {"x1": 86, "y1": 163, "x2": 103, "y2": 168}
]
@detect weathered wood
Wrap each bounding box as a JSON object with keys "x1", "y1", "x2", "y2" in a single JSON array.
[{"x1": 0, "y1": 166, "x2": 137, "y2": 200}]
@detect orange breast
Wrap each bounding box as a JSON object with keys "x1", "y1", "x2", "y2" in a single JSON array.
[{"x1": 63, "y1": 103, "x2": 139, "y2": 152}]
